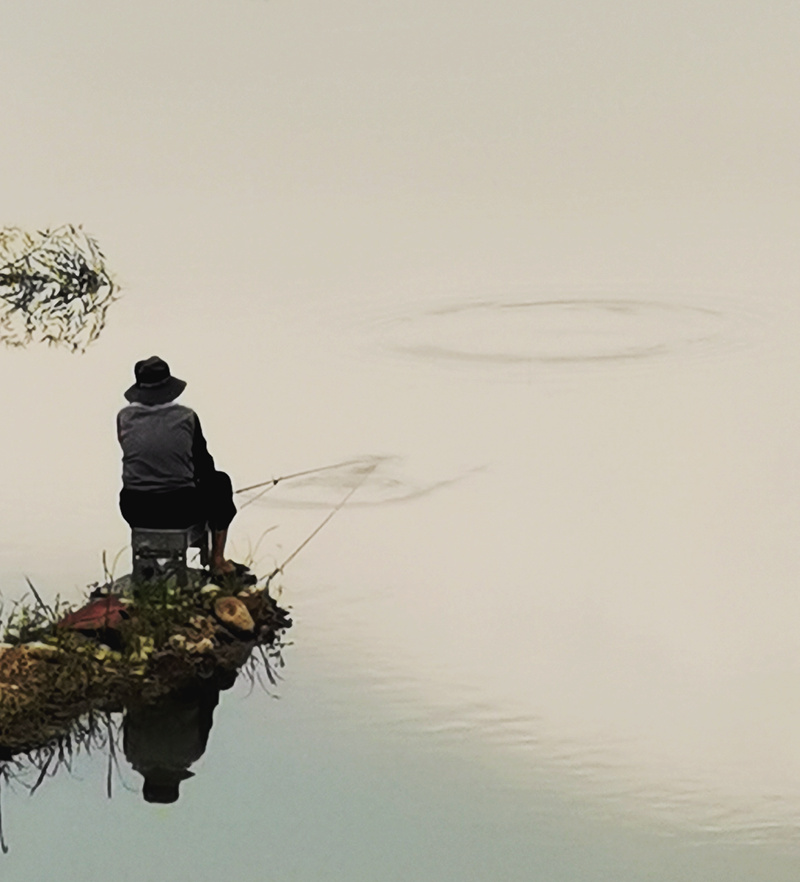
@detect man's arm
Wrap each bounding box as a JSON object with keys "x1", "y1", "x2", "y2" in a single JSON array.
[{"x1": 191, "y1": 414, "x2": 217, "y2": 484}]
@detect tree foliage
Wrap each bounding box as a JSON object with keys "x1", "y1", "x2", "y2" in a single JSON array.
[{"x1": 0, "y1": 225, "x2": 117, "y2": 352}]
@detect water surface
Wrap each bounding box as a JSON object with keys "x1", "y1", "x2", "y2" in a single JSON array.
[{"x1": 3, "y1": 0, "x2": 800, "y2": 878}]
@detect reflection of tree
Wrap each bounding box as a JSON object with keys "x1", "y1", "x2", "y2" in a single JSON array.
[{"x1": 0, "y1": 225, "x2": 117, "y2": 352}]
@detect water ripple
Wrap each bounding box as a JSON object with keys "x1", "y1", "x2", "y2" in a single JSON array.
[{"x1": 365, "y1": 294, "x2": 759, "y2": 373}]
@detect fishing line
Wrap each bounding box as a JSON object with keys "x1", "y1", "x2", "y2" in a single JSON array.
[{"x1": 264, "y1": 462, "x2": 377, "y2": 587}]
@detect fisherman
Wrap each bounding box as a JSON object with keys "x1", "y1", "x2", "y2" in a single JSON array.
[
  {"x1": 117, "y1": 355, "x2": 249, "y2": 581},
  {"x1": 123, "y1": 682, "x2": 225, "y2": 803}
]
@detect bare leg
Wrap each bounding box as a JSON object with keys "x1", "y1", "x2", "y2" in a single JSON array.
[{"x1": 210, "y1": 529, "x2": 235, "y2": 575}]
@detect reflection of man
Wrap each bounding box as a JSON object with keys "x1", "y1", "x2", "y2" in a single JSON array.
[
  {"x1": 117, "y1": 356, "x2": 247, "y2": 580},
  {"x1": 122, "y1": 687, "x2": 221, "y2": 803}
]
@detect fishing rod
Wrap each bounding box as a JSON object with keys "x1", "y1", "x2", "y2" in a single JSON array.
[
  {"x1": 235, "y1": 458, "x2": 371, "y2": 495},
  {"x1": 263, "y1": 462, "x2": 377, "y2": 588},
  {"x1": 235, "y1": 458, "x2": 375, "y2": 511}
]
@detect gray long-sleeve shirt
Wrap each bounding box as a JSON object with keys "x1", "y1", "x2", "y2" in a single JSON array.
[{"x1": 117, "y1": 402, "x2": 216, "y2": 492}]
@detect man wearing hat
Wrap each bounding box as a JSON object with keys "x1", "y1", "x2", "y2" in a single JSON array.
[
  {"x1": 117, "y1": 355, "x2": 242, "y2": 579},
  {"x1": 122, "y1": 683, "x2": 223, "y2": 804}
]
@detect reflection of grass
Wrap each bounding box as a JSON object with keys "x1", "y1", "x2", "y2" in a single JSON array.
[
  {"x1": 0, "y1": 225, "x2": 117, "y2": 352},
  {"x1": 0, "y1": 710, "x2": 120, "y2": 854},
  {"x1": 0, "y1": 573, "x2": 291, "y2": 853},
  {"x1": 0, "y1": 577, "x2": 291, "y2": 758}
]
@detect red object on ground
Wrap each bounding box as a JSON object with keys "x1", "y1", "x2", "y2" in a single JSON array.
[{"x1": 57, "y1": 597, "x2": 129, "y2": 632}]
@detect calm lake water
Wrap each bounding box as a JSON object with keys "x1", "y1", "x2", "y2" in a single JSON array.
[{"x1": 4, "y1": 0, "x2": 800, "y2": 878}]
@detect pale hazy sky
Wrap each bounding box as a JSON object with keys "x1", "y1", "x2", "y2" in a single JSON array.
[{"x1": 4, "y1": 0, "x2": 800, "y2": 293}]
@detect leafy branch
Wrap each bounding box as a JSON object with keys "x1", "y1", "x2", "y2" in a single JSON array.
[{"x1": 0, "y1": 225, "x2": 118, "y2": 352}]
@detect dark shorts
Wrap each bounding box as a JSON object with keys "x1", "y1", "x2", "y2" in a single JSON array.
[{"x1": 120, "y1": 471, "x2": 236, "y2": 531}]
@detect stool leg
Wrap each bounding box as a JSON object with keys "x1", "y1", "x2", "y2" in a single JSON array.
[
  {"x1": 177, "y1": 548, "x2": 188, "y2": 587},
  {"x1": 200, "y1": 531, "x2": 210, "y2": 569}
]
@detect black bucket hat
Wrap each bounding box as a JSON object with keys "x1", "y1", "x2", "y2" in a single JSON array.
[
  {"x1": 142, "y1": 768, "x2": 195, "y2": 804},
  {"x1": 124, "y1": 356, "x2": 187, "y2": 405}
]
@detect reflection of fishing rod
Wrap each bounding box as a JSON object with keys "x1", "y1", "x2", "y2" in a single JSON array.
[
  {"x1": 235, "y1": 458, "x2": 374, "y2": 510},
  {"x1": 264, "y1": 462, "x2": 377, "y2": 588}
]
